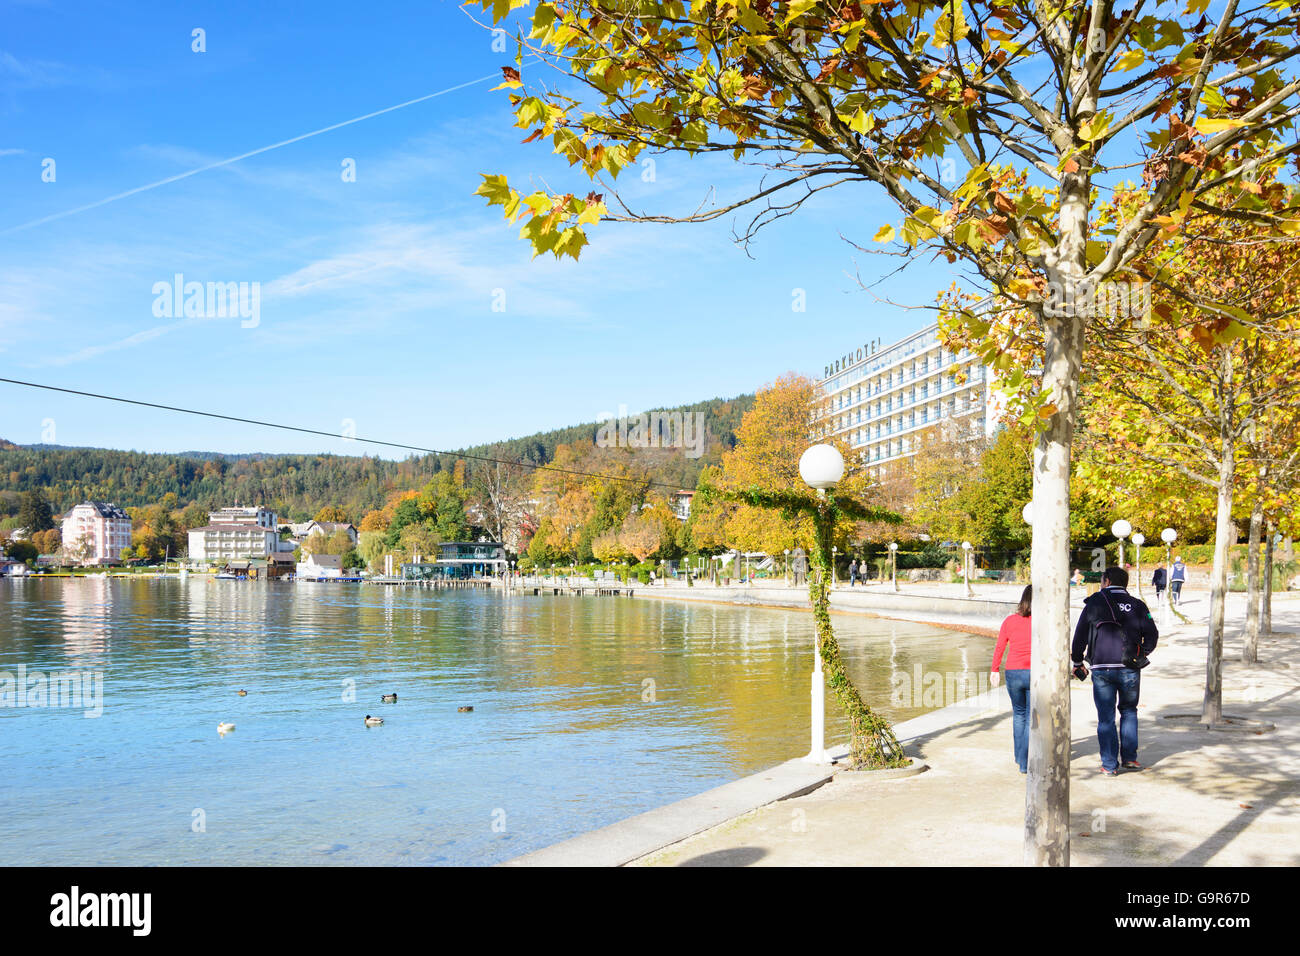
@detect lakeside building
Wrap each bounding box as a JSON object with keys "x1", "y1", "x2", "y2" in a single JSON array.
[
  {"x1": 671, "y1": 491, "x2": 694, "y2": 521},
  {"x1": 60, "y1": 501, "x2": 133, "y2": 565},
  {"x1": 209, "y1": 505, "x2": 278, "y2": 529},
  {"x1": 188, "y1": 523, "x2": 281, "y2": 563},
  {"x1": 297, "y1": 553, "x2": 344, "y2": 580},
  {"x1": 281, "y1": 520, "x2": 358, "y2": 546},
  {"x1": 811, "y1": 323, "x2": 1001, "y2": 477},
  {"x1": 401, "y1": 541, "x2": 508, "y2": 580}
]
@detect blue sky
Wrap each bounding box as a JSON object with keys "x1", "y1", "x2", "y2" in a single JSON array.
[{"x1": 0, "y1": 0, "x2": 958, "y2": 457}]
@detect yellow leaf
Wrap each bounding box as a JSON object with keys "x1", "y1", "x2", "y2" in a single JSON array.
[
  {"x1": 849, "y1": 108, "x2": 875, "y2": 134},
  {"x1": 1078, "y1": 111, "x2": 1112, "y2": 143},
  {"x1": 873, "y1": 223, "x2": 895, "y2": 243},
  {"x1": 1111, "y1": 49, "x2": 1145, "y2": 73},
  {"x1": 784, "y1": 0, "x2": 820, "y2": 25},
  {"x1": 1195, "y1": 117, "x2": 1245, "y2": 135}
]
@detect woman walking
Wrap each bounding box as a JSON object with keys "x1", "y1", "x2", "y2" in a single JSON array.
[{"x1": 990, "y1": 585, "x2": 1033, "y2": 774}]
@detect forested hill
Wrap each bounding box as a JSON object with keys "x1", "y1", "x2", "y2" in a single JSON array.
[{"x1": 0, "y1": 393, "x2": 754, "y2": 521}]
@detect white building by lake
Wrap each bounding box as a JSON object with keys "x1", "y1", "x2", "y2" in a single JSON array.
[
  {"x1": 61, "y1": 501, "x2": 133, "y2": 565},
  {"x1": 812, "y1": 323, "x2": 1001, "y2": 476},
  {"x1": 208, "y1": 505, "x2": 277, "y2": 529},
  {"x1": 187, "y1": 523, "x2": 280, "y2": 563}
]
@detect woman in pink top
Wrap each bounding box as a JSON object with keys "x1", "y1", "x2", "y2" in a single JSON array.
[{"x1": 990, "y1": 585, "x2": 1032, "y2": 773}]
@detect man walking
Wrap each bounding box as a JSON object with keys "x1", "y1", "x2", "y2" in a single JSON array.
[
  {"x1": 1151, "y1": 563, "x2": 1167, "y2": 603},
  {"x1": 1071, "y1": 566, "x2": 1159, "y2": 775},
  {"x1": 848, "y1": 558, "x2": 859, "y2": 587},
  {"x1": 1170, "y1": 556, "x2": 1187, "y2": 605}
]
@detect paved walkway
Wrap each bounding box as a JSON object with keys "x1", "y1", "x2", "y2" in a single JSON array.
[{"x1": 630, "y1": 593, "x2": 1300, "y2": 867}]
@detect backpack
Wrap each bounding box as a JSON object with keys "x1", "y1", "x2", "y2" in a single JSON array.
[{"x1": 1085, "y1": 590, "x2": 1149, "y2": 669}]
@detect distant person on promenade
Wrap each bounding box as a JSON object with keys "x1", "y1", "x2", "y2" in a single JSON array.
[
  {"x1": 1170, "y1": 557, "x2": 1187, "y2": 605},
  {"x1": 1152, "y1": 564, "x2": 1167, "y2": 602},
  {"x1": 1071, "y1": 567, "x2": 1159, "y2": 775},
  {"x1": 848, "y1": 558, "x2": 859, "y2": 587},
  {"x1": 989, "y1": 585, "x2": 1032, "y2": 774},
  {"x1": 1070, "y1": 568, "x2": 1083, "y2": 588}
]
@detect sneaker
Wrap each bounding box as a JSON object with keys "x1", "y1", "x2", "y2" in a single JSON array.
[
  {"x1": 1099, "y1": 766, "x2": 1119, "y2": 776},
  {"x1": 1121, "y1": 760, "x2": 1145, "y2": 771}
]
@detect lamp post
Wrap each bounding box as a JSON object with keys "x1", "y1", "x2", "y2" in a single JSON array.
[
  {"x1": 1131, "y1": 533, "x2": 1145, "y2": 597},
  {"x1": 832, "y1": 546, "x2": 838, "y2": 588},
  {"x1": 784, "y1": 548, "x2": 791, "y2": 586},
  {"x1": 797, "y1": 443, "x2": 844, "y2": 764},
  {"x1": 889, "y1": 541, "x2": 899, "y2": 592},
  {"x1": 1161, "y1": 527, "x2": 1177, "y2": 629},
  {"x1": 962, "y1": 540, "x2": 973, "y2": 598},
  {"x1": 1111, "y1": 519, "x2": 1132, "y2": 569}
]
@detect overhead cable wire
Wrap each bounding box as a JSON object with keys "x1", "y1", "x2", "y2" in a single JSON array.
[{"x1": 0, "y1": 377, "x2": 688, "y2": 492}]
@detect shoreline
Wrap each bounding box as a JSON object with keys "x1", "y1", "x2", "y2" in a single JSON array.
[{"x1": 503, "y1": 586, "x2": 1016, "y2": 867}]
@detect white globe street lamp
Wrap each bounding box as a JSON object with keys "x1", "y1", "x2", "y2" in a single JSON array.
[
  {"x1": 1111, "y1": 518, "x2": 1132, "y2": 568},
  {"x1": 1022, "y1": 501, "x2": 1033, "y2": 526},
  {"x1": 799, "y1": 443, "x2": 845, "y2": 765},
  {"x1": 799, "y1": 444, "x2": 845, "y2": 494},
  {"x1": 889, "y1": 541, "x2": 899, "y2": 592}
]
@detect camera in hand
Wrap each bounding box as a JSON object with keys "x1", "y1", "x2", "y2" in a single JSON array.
[{"x1": 1072, "y1": 663, "x2": 1089, "y2": 681}]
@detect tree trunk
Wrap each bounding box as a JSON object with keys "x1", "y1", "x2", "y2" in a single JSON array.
[
  {"x1": 1024, "y1": 311, "x2": 1085, "y2": 868},
  {"x1": 1203, "y1": 435, "x2": 1236, "y2": 725},
  {"x1": 1263, "y1": 517, "x2": 1274, "y2": 636},
  {"x1": 1243, "y1": 496, "x2": 1263, "y2": 664}
]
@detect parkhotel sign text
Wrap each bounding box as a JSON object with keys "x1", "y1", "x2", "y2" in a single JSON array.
[{"x1": 823, "y1": 337, "x2": 884, "y2": 380}]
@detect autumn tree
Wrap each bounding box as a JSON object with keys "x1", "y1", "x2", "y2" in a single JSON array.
[
  {"x1": 1077, "y1": 195, "x2": 1300, "y2": 722},
  {"x1": 474, "y1": 0, "x2": 1300, "y2": 867}
]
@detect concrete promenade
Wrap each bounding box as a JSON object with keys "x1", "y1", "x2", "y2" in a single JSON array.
[
  {"x1": 630, "y1": 589, "x2": 1300, "y2": 867},
  {"x1": 506, "y1": 578, "x2": 1298, "y2": 866}
]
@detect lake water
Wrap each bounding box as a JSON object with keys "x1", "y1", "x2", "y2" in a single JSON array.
[{"x1": 0, "y1": 577, "x2": 994, "y2": 865}]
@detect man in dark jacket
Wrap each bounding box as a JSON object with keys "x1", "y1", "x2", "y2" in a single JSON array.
[
  {"x1": 1152, "y1": 564, "x2": 1167, "y2": 602},
  {"x1": 1071, "y1": 566, "x2": 1159, "y2": 775}
]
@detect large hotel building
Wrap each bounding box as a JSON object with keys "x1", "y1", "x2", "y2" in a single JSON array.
[{"x1": 811, "y1": 322, "x2": 999, "y2": 476}]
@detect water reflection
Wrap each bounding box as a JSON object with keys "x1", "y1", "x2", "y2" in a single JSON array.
[{"x1": 0, "y1": 578, "x2": 992, "y2": 866}]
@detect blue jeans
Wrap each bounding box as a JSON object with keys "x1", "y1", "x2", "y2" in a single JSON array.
[
  {"x1": 1092, "y1": 668, "x2": 1141, "y2": 771},
  {"x1": 1004, "y1": 669, "x2": 1031, "y2": 773}
]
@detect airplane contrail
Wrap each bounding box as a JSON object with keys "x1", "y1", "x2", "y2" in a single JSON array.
[{"x1": 2, "y1": 69, "x2": 506, "y2": 236}]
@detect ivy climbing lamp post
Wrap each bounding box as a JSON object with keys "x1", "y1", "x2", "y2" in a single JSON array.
[
  {"x1": 798, "y1": 444, "x2": 843, "y2": 764},
  {"x1": 962, "y1": 540, "x2": 973, "y2": 598},
  {"x1": 699, "y1": 443, "x2": 907, "y2": 769},
  {"x1": 889, "y1": 541, "x2": 899, "y2": 592}
]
